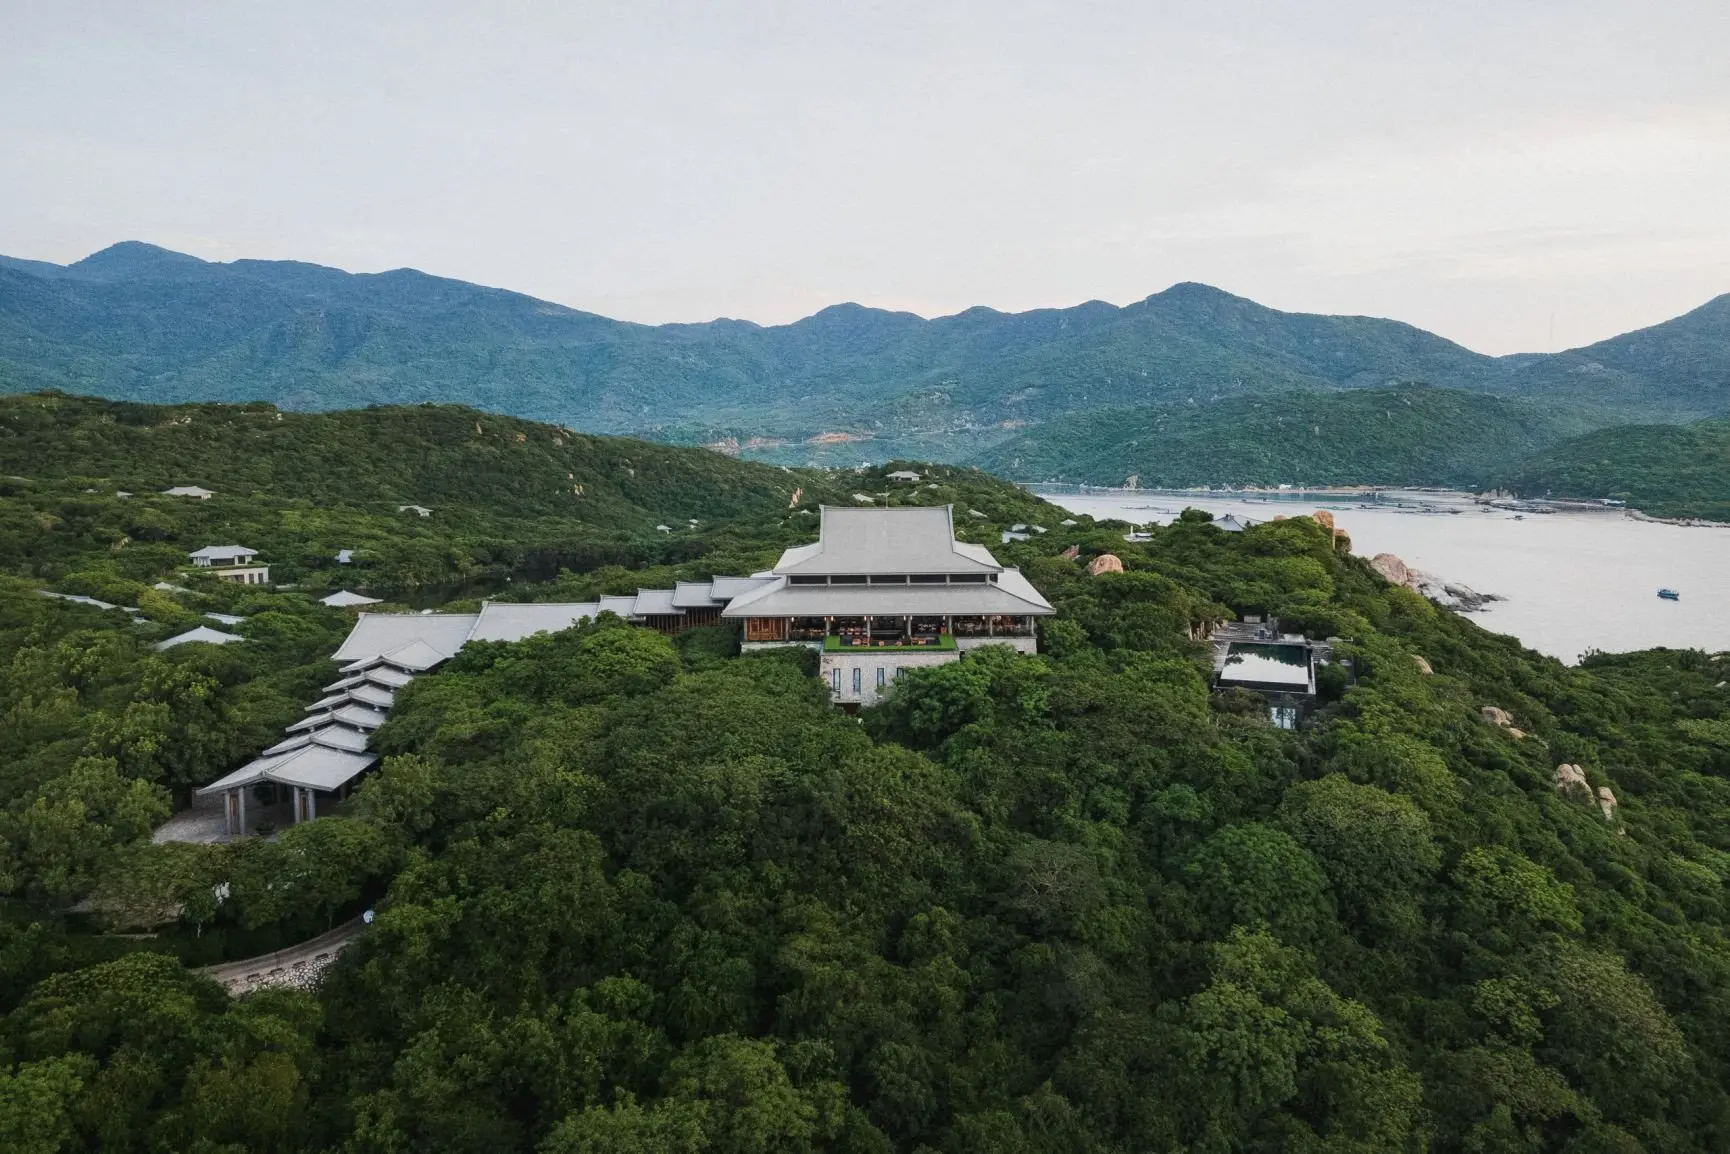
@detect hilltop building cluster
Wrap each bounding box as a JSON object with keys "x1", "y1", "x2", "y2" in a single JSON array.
[{"x1": 193, "y1": 506, "x2": 1054, "y2": 836}]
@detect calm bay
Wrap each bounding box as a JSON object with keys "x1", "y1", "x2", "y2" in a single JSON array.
[{"x1": 1041, "y1": 488, "x2": 1730, "y2": 663}]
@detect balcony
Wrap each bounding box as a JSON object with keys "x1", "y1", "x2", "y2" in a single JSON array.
[{"x1": 824, "y1": 632, "x2": 956, "y2": 653}]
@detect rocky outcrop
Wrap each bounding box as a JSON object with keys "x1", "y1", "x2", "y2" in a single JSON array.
[
  {"x1": 1373, "y1": 552, "x2": 1502, "y2": 613},
  {"x1": 1088, "y1": 554, "x2": 1124, "y2": 575},
  {"x1": 1596, "y1": 786, "x2": 1619, "y2": 823},
  {"x1": 1483, "y1": 706, "x2": 1527, "y2": 739},
  {"x1": 1554, "y1": 763, "x2": 1592, "y2": 801},
  {"x1": 1371, "y1": 553, "x2": 1410, "y2": 585},
  {"x1": 1313, "y1": 510, "x2": 1336, "y2": 530},
  {"x1": 1412, "y1": 656, "x2": 1433, "y2": 675}
]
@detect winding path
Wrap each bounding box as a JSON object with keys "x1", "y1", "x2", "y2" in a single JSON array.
[{"x1": 197, "y1": 916, "x2": 366, "y2": 995}]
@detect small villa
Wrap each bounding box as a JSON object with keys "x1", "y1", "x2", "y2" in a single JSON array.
[
  {"x1": 163, "y1": 485, "x2": 215, "y2": 499},
  {"x1": 188, "y1": 545, "x2": 270, "y2": 585},
  {"x1": 1210, "y1": 616, "x2": 1334, "y2": 729}
]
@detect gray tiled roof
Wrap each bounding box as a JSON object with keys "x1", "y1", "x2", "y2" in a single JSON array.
[
  {"x1": 330, "y1": 613, "x2": 479, "y2": 662},
  {"x1": 466, "y1": 602, "x2": 598, "y2": 643},
  {"x1": 721, "y1": 570, "x2": 1054, "y2": 619},
  {"x1": 773, "y1": 506, "x2": 1002, "y2": 577},
  {"x1": 632, "y1": 588, "x2": 684, "y2": 616},
  {"x1": 197, "y1": 745, "x2": 377, "y2": 796},
  {"x1": 672, "y1": 581, "x2": 725, "y2": 609}
]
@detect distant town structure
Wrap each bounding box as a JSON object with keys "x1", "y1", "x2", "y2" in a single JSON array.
[
  {"x1": 163, "y1": 485, "x2": 215, "y2": 499},
  {"x1": 188, "y1": 545, "x2": 270, "y2": 585},
  {"x1": 886, "y1": 470, "x2": 922, "y2": 482},
  {"x1": 189, "y1": 506, "x2": 1056, "y2": 833}
]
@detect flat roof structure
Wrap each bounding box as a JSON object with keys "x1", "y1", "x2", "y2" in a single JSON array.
[{"x1": 1217, "y1": 642, "x2": 1313, "y2": 689}]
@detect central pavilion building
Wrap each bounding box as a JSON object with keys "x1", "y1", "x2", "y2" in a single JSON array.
[{"x1": 723, "y1": 505, "x2": 1054, "y2": 705}]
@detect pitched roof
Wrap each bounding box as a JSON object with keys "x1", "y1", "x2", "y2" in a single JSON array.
[
  {"x1": 330, "y1": 612, "x2": 479, "y2": 662},
  {"x1": 708, "y1": 576, "x2": 776, "y2": 601},
  {"x1": 596, "y1": 595, "x2": 641, "y2": 618},
  {"x1": 188, "y1": 545, "x2": 257, "y2": 560},
  {"x1": 39, "y1": 591, "x2": 137, "y2": 612},
  {"x1": 320, "y1": 590, "x2": 382, "y2": 607},
  {"x1": 262, "y1": 725, "x2": 372, "y2": 757},
  {"x1": 632, "y1": 588, "x2": 684, "y2": 616},
  {"x1": 197, "y1": 745, "x2": 377, "y2": 796},
  {"x1": 720, "y1": 570, "x2": 1055, "y2": 619},
  {"x1": 773, "y1": 506, "x2": 1002, "y2": 577},
  {"x1": 204, "y1": 612, "x2": 245, "y2": 626},
  {"x1": 672, "y1": 581, "x2": 725, "y2": 609},
  {"x1": 163, "y1": 485, "x2": 214, "y2": 498},
  {"x1": 154, "y1": 625, "x2": 244, "y2": 650},
  {"x1": 322, "y1": 666, "x2": 415, "y2": 693},
  {"x1": 466, "y1": 602, "x2": 598, "y2": 643}
]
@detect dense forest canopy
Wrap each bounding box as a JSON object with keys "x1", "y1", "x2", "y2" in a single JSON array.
[
  {"x1": 1495, "y1": 418, "x2": 1730, "y2": 522},
  {"x1": 4, "y1": 244, "x2": 1727, "y2": 468},
  {"x1": 976, "y1": 384, "x2": 1604, "y2": 489},
  {"x1": 2, "y1": 396, "x2": 1730, "y2": 1151}
]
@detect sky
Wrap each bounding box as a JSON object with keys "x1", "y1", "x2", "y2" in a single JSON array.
[{"x1": 3, "y1": 1, "x2": 1727, "y2": 354}]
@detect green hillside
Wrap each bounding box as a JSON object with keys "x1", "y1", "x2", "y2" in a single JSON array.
[
  {"x1": 1497, "y1": 418, "x2": 1730, "y2": 521},
  {"x1": 4, "y1": 244, "x2": 1725, "y2": 467},
  {"x1": 4, "y1": 398, "x2": 1730, "y2": 1148},
  {"x1": 977, "y1": 384, "x2": 1602, "y2": 488},
  {"x1": 0, "y1": 391, "x2": 845, "y2": 597}
]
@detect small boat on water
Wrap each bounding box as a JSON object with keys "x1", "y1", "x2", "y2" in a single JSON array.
[{"x1": 1658, "y1": 588, "x2": 1680, "y2": 601}]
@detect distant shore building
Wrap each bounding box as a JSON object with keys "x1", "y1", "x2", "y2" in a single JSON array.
[
  {"x1": 163, "y1": 485, "x2": 215, "y2": 499},
  {"x1": 886, "y1": 470, "x2": 922, "y2": 482},
  {"x1": 188, "y1": 545, "x2": 270, "y2": 585}
]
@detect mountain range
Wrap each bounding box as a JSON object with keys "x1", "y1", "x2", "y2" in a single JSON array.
[{"x1": 3, "y1": 241, "x2": 1727, "y2": 469}]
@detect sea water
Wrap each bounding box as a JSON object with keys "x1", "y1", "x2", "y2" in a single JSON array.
[{"x1": 1040, "y1": 489, "x2": 1730, "y2": 663}]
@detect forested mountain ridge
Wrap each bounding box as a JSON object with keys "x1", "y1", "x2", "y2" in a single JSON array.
[
  {"x1": 3, "y1": 392, "x2": 1730, "y2": 1149},
  {"x1": 3, "y1": 243, "x2": 1725, "y2": 468},
  {"x1": 978, "y1": 384, "x2": 1604, "y2": 488},
  {"x1": 1496, "y1": 417, "x2": 1730, "y2": 521},
  {"x1": 0, "y1": 390, "x2": 863, "y2": 598}
]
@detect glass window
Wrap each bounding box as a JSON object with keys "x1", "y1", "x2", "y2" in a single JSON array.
[
  {"x1": 830, "y1": 668, "x2": 840, "y2": 693},
  {"x1": 852, "y1": 667, "x2": 862, "y2": 694},
  {"x1": 876, "y1": 667, "x2": 886, "y2": 688}
]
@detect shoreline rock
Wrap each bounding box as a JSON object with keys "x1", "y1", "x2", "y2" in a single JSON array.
[{"x1": 1371, "y1": 552, "x2": 1504, "y2": 613}]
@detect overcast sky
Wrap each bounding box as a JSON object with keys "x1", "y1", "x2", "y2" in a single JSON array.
[{"x1": 3, "y1": 1, "x2": 1727, "y2": 353}]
